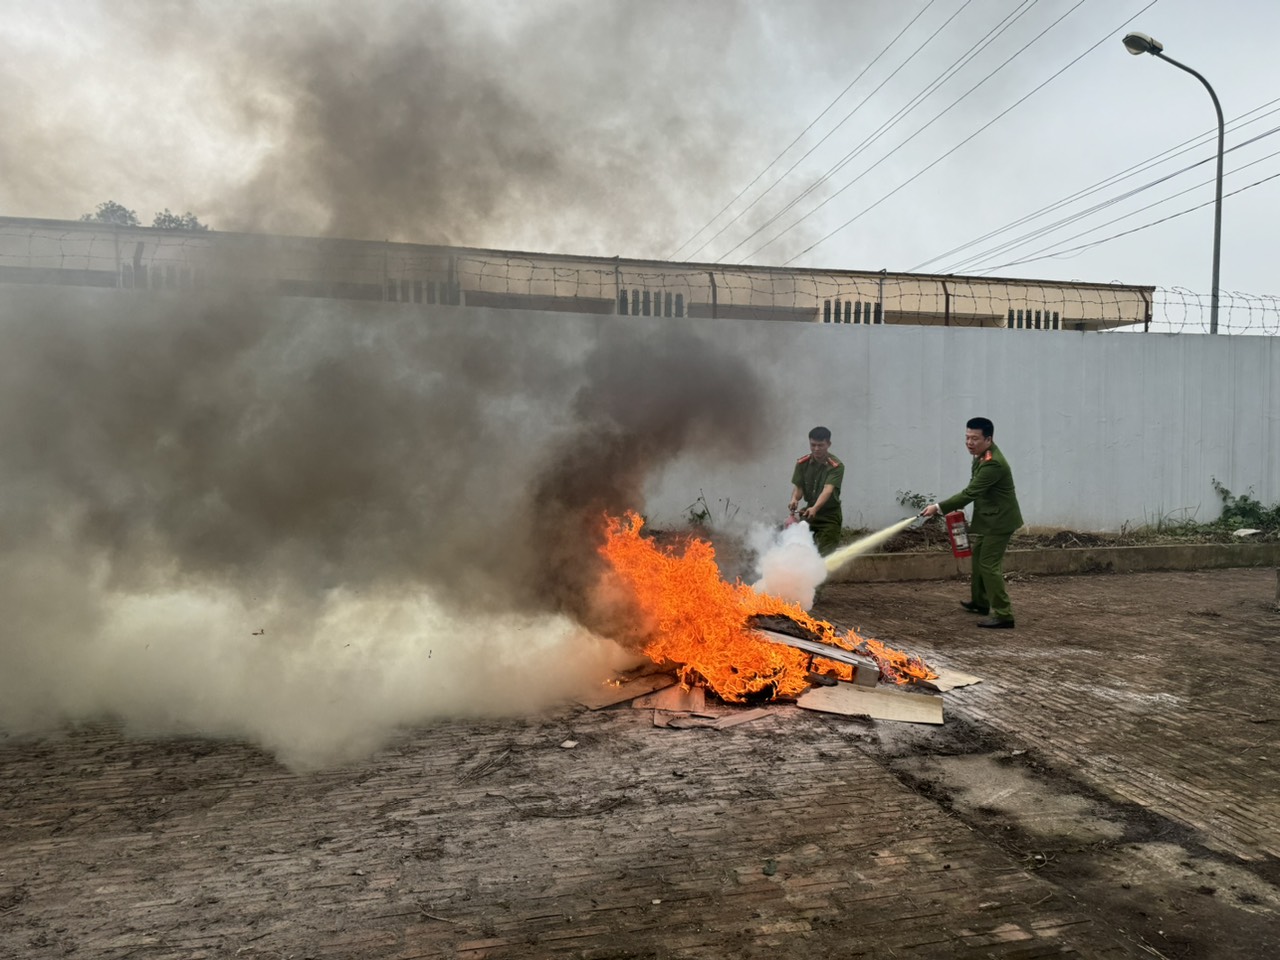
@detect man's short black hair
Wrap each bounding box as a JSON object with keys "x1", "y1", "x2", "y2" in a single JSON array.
[
  {"x1": 809, "y1": 426, "x2": 832, "y2": 442},
  {"x1": 966, "y1": 417, "x2": 994, "y2": 438}
]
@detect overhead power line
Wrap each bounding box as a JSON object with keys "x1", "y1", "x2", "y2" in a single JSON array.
[
  {"x1": 974, "y1": 169, "x2": 1280, "y2": 273},
  {"x1": 745, "y1": 0, "x2": 1095, "y2": 263},
  {"x1": 685, "y1": 0, "x2": 973, "y2": 263},
  {"x1": 694, "y1": 0, "x2": 998, "y2": 262},
  {"x1": 711, "y1": 0, "x2": 1038, "y2": 264},
  {"x1": 664, "y1": 0, "x2": 943, "y2": 262},
  {"x1": 966, "y1": 146, "x2": 1280, "y2": 273},
  {"x1": 773, "y1": 0, "x2": 1161, "y2": 266},
  {"x1": 914, "y1": 95, "x2": 1280, "y2": 272},
  {"x1": 943, "y1": 119, "x2": 1280, "y2": 274}
]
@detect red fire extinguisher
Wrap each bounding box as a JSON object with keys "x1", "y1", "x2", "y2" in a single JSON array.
[{"x1": 944, "y1": 511, "x2": 972, "y2": 558}]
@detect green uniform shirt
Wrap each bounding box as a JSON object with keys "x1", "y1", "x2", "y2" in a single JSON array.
[
  {"x1": 791, "y1": 453, "x2": 845, "y2": 523},
  {"x1": 938, "y1": 442, "x2": 1023, "y2": 535}
]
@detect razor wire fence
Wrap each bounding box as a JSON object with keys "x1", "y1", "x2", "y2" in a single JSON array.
[
  {"x1": 0, "y1": 219, "x2": 1276, "y2": 335},
  {"x1": 1135, "y1": 287, "x2": 1280, "y2": 336}
]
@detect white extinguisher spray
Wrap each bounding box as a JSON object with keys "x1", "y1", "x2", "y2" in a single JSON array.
[{"x1": 944, "y1": 510, "x2": 972, "y2": 558}]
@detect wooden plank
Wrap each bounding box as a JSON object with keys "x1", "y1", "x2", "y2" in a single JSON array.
[
  {"x1": 919, "y1": 667, "x2": 983, "y2": 693},
  {"x1": 663, "y1": 715, "x2": 721, "y2": 729},
  {"x1": 755, "y1": 629, "x2": 880, "y2": 685},
  {"x1": 797, "y1": 682, "x2": 944, "y2": 725},
  {"x1": 711, "y1": 708, "x2": 772, "y2": 730},
  {"x1": 654, "y1": 705, "x2": 770, "y2": 730},
  {"x1": 575, "y1": 673, "x2": 676, "y2": 709},
  {"x1": 631, "y1": 684, "x2": 706, "y2": 712}
]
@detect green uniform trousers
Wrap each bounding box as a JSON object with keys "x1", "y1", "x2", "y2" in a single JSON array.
[
  {"x1": 970, "y1": 531, "x2": 1013, "y2": 621},
  {"x1": 810, "y1": 518, "x2": 842, "y2": 556}
]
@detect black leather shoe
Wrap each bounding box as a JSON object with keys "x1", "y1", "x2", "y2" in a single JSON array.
[
  {"x1": 976, "y1": 617, "x2": 1015, "y2": 629},
  {"x1": 959, "y1": 601, "x2": 989, "y2": 614}
]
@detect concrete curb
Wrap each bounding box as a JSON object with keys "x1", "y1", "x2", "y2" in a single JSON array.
[{"x1": 828, "y1": 542, "x2": 1280, "y2": 582}]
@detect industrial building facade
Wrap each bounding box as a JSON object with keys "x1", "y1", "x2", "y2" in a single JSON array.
[{"x1": 0, "y1": 216, "x2": 1153, "y2": 331}]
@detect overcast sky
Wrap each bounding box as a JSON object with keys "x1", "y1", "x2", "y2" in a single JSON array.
[{"x1": 3, "y1": 0, "x2": 1277, "y2": 299}]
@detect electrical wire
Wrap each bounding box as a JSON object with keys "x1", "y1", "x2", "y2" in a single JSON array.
[
  {"x1": 690, "y1": 0, "x2": 991, "y2": 262},
  {"x1": 710, "y1": 0, "x2": 1039, "y2": 264},
  {"x1": 973, "y1": 169, "x2": 1280, "y2": 272},
  {"x1": 752, "y1": 0, "x2": 1096, "y2": 263},
  {"x1": 665, "y1": 0, "x2": 943, "y2": 261},
  {"x1": 771, "y1": 0, "x2": 1162, "y2": 266},
  {"x1": 944, "y1": 120, "x2": 1280, "y2": 273},
  {"x1": 912, "y1": 94, "x2": 1280, "y2": 272},
  {"x1": 967, "y1": 147, "x2": 1280, "y2": 272}
]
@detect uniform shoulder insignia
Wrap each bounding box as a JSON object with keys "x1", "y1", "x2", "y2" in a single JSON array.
[
  {"x1": 827, "y1": 456, "x2": 842, "y2": 468},
  {"x1": 796, "y1": 454, "x2": 811, "y2": 464},
  {"x1": 983, "y1": 451, "x2": 993, "y2": 462}
]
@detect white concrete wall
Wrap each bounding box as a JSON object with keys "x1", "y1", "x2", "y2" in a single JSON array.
[
  {"x1": 645, "y1": 320, "x2": 1280, "y2": 533},
  {"x1": 8, "y1": 285, "x2": 1273, "y2": 535}
]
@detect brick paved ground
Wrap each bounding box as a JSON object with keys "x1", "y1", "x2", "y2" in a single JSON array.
[
  {"x1": 820, "y1": 568, "x2": 1280, "y2": 862},
  {"x1": 818, "y1": 567, "x2": 1280, "y2": 959},
  {"x1": 1, "y1": 569, "x2": 1276, "y2": 959}
]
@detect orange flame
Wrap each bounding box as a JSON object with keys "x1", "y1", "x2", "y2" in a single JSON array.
[{"x1": 599, "y1": 512, "x2": 935, "y2": 702}]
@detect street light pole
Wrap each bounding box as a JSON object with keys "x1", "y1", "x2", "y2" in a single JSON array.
[{"x1": 1123, "y1": 32, "x2": 1225, "y2": 334}]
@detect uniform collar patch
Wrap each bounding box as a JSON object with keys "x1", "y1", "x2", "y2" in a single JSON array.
[{"x1": 799, "y1": 453, "x2": 839, "y2": 467}]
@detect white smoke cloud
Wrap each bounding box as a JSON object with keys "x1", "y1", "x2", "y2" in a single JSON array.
[
  {"x1": 748, "y1": 520, "x2": 828, "y2": 611},
  {"x1": 0, "y1": 538, "x2": 631, "y2": 771}
]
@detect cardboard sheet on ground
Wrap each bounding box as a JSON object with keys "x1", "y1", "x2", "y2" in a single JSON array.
[
  {"x1": 654, "y1": 707, "x2": 772, "y2": 730},
  {"x1": 797, "y1": 682, "x2": 944, "y2": 725},
  {"x1": 576, "y1": 673, "x2": 676, "y2": 710},
  {"x1": 920, "y1": 667, "x2": 983, "y2": 693},
  {"x1": 632, "y1": 684, "x2": 706, "y2": 712}
]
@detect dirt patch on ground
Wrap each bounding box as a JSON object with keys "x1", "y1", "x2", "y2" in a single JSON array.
[
  {"x1": 812, "y1": 569, "x2": 1280, "y2": 960},
  {"x1": 856, "y1": 716, "x2": 1280, "y2": 960}
]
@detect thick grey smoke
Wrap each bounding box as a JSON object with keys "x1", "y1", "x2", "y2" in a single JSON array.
[
  {"x1": 192, "y1": 0, "x2": 826, "y2": 253},
  {"x1": 0, "y1": 285, "x2": 775, "y2": 765},
  {"x1": 0, "y1": 0, "x2": 835, "y2": 766},
  {"x1": 0, "y1": 287, "x2": 767, "y2": 607},
  {"x1": 0, "y1": 0, "x2": 883, "y2": 257},
  {"x1": 528, "y1": 320, "x2": 771, "y2": 636}
]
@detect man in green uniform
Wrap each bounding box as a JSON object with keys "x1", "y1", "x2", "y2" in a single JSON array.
[
  {"x1": 922, "y1": 417, "x2": 1023, "y2": 628},
  {"x1": 789, "y1": 426, "x2": 845, "y2": 556}
]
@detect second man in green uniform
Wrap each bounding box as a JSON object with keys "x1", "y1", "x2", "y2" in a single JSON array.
[
  {"x1": 923, "y1": 417, "x2": 1023, "y2": 628},
  {"x1": 789, "y1": 425, "x2": 845, "y2": 555}
]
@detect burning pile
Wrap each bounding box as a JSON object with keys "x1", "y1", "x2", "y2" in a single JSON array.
[{"x1": 600, "y1": 513, "x2": 935, "y2": 702}]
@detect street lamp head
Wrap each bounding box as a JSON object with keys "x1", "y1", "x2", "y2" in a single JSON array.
[
  {"x1": 1117, "y1": 31, "x2": 1223, "y2": 333},
  {"x1": 1123, "y1": 32, "x2": 1164, "y2": 56}
]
